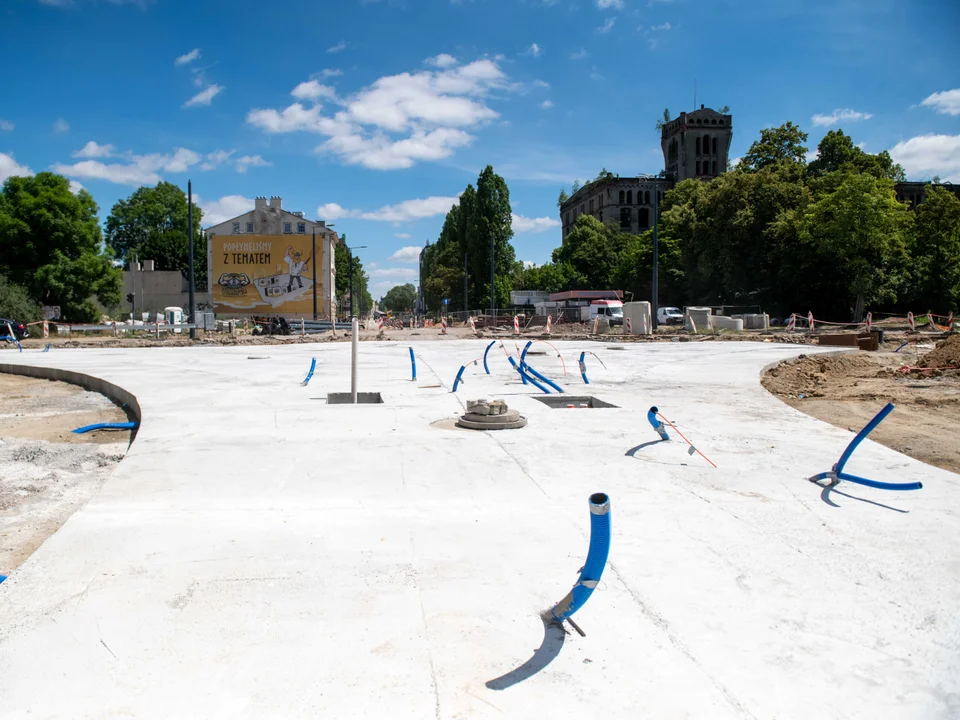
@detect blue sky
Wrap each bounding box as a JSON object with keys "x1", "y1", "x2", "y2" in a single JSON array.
[{"x1": 1, "y1": 0, "x2": 959, "y2": 299}]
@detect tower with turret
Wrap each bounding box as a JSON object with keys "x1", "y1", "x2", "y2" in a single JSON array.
[{"x1": 661, "y1": 105, "x2": 733, "y2": 181}]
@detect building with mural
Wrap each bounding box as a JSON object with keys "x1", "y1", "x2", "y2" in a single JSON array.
[{"x1": 205, "y1": 196, "x2": 339, "y2": 319}]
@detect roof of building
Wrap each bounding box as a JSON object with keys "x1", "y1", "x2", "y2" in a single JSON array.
[
  {"x1": 549, "y1": 290, "x2": 623, "y2": 301},
  {"x1": 559, "y1": 174, "x2": 670, "y2": 211}
]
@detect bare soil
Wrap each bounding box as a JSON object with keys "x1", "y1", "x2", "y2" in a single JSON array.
[
  {"x1": 0, "y1": 375, "x2": 129, "y2": 575},
  {"x1": 762, "y1": 338, "x2": 960, "y2": 474}
]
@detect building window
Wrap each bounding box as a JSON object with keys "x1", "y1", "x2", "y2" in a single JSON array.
[
  {"x1": 645, "y1": 190, "x2": 651, "y2": 205},
  {"x1": 589, "y1": 199, "x2": 594, "y2": 212},
  {"x1": 297, "y1": 223, "x2": 306, "y2": 234},
  {"x1": 232, "y1": 222, "x2": 240, "y2": 234},
  {"x1": 703, "y1": 134, "x2": 710, "y2": 154},
  {"x1": 712, "y1": 119, "x2": 717, "y2": 125},
  {"x1": 696, "y1": 161, "x2": 701, "y2": 175},
  {"x1": 581, "y1": 204, "x2": 585, "y2": 213},
  {"x1": 620, "y1": 207, "x2": 632, "y2": 231},
  {"x1": 713, "y1": 160, "x2": 718, "y2": 175},
  {"x1": 565, "y1": 212, "x2": 570, "y2": 226},
  {"x1": 619, "y1": 190, "x2": 625, "y2": 204},
  {"x1": 627, "y1": 190, "x2": 633, "y2": 204},
  {"x1": 639, "y1": 208, "x2": 650, "y2": 228},
  {"x1": 599, "y1": 195, "x2": 603, "y2": 208},
  {"x1": 696, "y1": 137, "x2": 701, "y2": 155},
  {"x1": 719, "y1": 120, "x2": 724, "y2": 125},
  {"x1": 283, "y1": 222, "x2": 292, "y2": 233},
  {"x1": 712, "y1": 137, "x2": 718, "y2": 155},
  {"x1": 246, "y1": 222, "x2": 254, "y2": 233}
]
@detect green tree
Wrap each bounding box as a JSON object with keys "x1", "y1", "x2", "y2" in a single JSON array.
[
  {"x1": 557, "y1": 188, "x2": 569, "y2": 207},
  {"x1": 0, "y1": 275, "x2": 41, "y2": 322},
  {"x1": 0, "y1": 172, "x2": 121, "y2": 321},
  {"x1": 740, "y1": 122, "x2": 809, "y2": 172},
  {"x1": 106, "y1": 181, "x2": 205, "y2": 286},
  {"x1": 552, "y1": 214, "x2": 628, "y2": 289},
  {"x1": 807, "y1": 129, "x2": 905, "y2": 181},
  {"x1": 333, "y1": 241, "x2": 373, "y2": 318},
  {"x1": 381, "y1": 283, "x2": 418, "y2": 313},
  {"x1": 909, "y1": 186, "x2": 960, "y2": 311},
  {"x1": 655, "y1": 107, "x2": 671, "y2": 133}
]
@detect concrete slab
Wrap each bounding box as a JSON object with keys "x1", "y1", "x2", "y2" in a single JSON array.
[{"x1": 0, "y1": 341, "x2": 957, "y2": 719}]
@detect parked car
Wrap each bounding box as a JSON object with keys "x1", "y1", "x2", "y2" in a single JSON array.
[
  {"x1": 589, "y1": 300, "x2": 624, "y2": 326},
  {"x1": 0, "y1": 318, "x2": 29, "y2": 340},
  {"x1": 657, "y1": 307, "x2": 684, "y2": 325}
]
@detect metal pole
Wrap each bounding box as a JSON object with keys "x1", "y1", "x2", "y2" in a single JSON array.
[
  {"x1": 464, "y1": 251, "x2": 468, "y2": 313},
  {"x1": 351, "y1": 317, "x2": 359, "y2": 404},
  {"x1": 652, "y1": 182, "x2": 659, "y2": 331},
  {"x1": 131, "y1": 251, "x2": 137, "y2": 320},
  {"x1": 312, "y1": 228, "x2": 317, "y2": 320},
  {"x1": 490, "y1": 234, "x2": 495, "y2": 321},
  {"x1": 187, "y1": 180, "x2": 196, "y2": 339},
  {"x1": 349, "y1": 248, "x2": 355, "y2": 318}
]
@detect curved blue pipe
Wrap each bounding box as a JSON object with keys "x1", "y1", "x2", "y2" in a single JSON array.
[
  {"x1": 72, "y1": 422, "x2": 138, "y2": 434},
  {"x1": 483, "y1": 341, "x2": 495, "y2": 374},
  {"x1": 0, "y1": 336, "x2": 22, "y2": 352},
  {"x1": 647, "y1": 406, "x2": 669, "y2": 440},
  {"x1": 409, "y1": 347, "x2": 417, "y2": 381},
  {"x1": 42, "y1": 343, "x2": 50, "y2": 352},
  {"x1": 551, "y1": 493, "x2": 611, "y2": 622},
  {"x1": 836, "y1": 472, "x2": 923, "y2": 492},
  {"x1": 302, "y1": 358, "x2": 317, "y2": 386},
  {"x1": 452, "y1": 365, "x2": 466, "y2": 392},
  {"x1": 0, "y1": 574, "x2": 6, "y2": 584},
  {"x1": 523, "y1": 362, "x2": 563, "y2": 393},
  {"x1": 894, "y1": 342, "x2": 909, "y2": 353},
  {"x1": 579, "y1": 351, "x2": 589, "y2": 384},
  {"x1": 835, "y1": 403, "x2": 895, "y2": 474},
  {"x1": 520, "y1": 340, "x2": 533, "y2": 363},
  {"x1": 519, "y1": 365, "x2": 550, "y2": 393},
  {"x1": 508, "y1": 356, "x2": 528, "y2": 385}
]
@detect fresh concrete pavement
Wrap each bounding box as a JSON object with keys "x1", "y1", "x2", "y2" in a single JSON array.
[{"x1": 0, "y1": 340, "x2": 957, "y2": 719}]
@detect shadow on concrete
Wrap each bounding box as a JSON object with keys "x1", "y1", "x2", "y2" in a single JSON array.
[
  {"x1": 819, "y1": 484, "x2": 909, "y2": 514},
  {"x1": 625, "y1": 439, "x2": 668, "y2": 457},
  {"x1": 485, "y1": 616, "x2": 565, "y2": 690}
]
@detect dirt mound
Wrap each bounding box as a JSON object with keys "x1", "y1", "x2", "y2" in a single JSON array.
[
  {"x1": 762, "y1": 352, "x2": 883, "y2": 397},
  {"x1": 920, "y1": 334, "x2": 960, "y2": 368}
]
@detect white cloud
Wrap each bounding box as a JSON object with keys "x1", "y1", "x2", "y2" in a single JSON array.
[
  {"x1": 184, "y1": 84, "x2": 223, "y2": 108},
  {"x1": 199, "y1": 149, "x2": 235, "y2": 171},
  {"x1": 889, "y1": 134, "x2": 960, "y2": 182},
  {"x1": 291, "y1": 80, "x2": 338, "y2": 102},
  {"x1": 598, "y1": 17, "x2": 617, "y2": 33},
  {"x1": 318, "y1": 195, "x2": 459, "y2": 223},
  {"x1": 810, "y1": 108, "x2": 873, "y2": 127},
  {"x1": 317, "y1": 68, "x2": 343, "y2": 79},
  {"x1": 650, "y1": 21, "x2": 671, "y2": 30},
  {"x1": 51, "y1": 147, "x2": 202, "y2": 186},
  {"x1": 389, "y1": 246, "x2": 424, "y2": 262},
  {"x1": 327, "y1": 40, "x2": 348, "y2": 53},
  {"x1": 370, "y1": 267, "x2": 417, "y2": 278},
  {"x1": 533, "y1": 79, "x2": 550, "y2": 89},
  {"x1": 523, "y1": 260, "x2": 536, "y2": 269},
  {"x1": 53, "y1": 118, "x2": 69, "y2": 133},
  {"x1": 235, "y1": 155, "x2": 271, "y2": 173},
  {"x1": 195, "y1": 194, "x2": 254, "y2": 227},
  {"x1": 395, "y1": 232, "x2": 412, "y2": 239},
  {"x1": 69, "y1": 180, "x2": 83, "y2": 194},
  {"x1": 426, "y1": 53, "x2": 458, "y2": 68},
  {"x1": 72, "y1": 140, "x2": 115, "y2": 158},
  {"x1": 527, "y1": 43, "x2": 542, "y2": 57},
  {"x1": 920, "y1": 88, "x2": 960, "y2": 116},
  {"x1": 540, "y1": 100, "x2": 554, "y2": 109},
  {"x1": 0, "y1": 119, "x2": 13, "y2": 131},
  {"x1": 512, "y1": 214, "x2": 561, "y2": 233},
  {"x1": 249, "y1": 59, "x2": 510, "y2": 170},
  {"x1": 570, "y1": 48, "x2": 588, "y2": 60},
  {"x1": 175, "y1": 48, "x2": 201, "y2": 66},
  {"x1": 596, "y1": 0, "x2": 624, "y2": 8},
  {"x1": 0, "y1": 152, "x2": 33, "y2": 183}
]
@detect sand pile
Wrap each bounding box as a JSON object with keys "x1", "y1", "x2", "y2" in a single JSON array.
[
  {"x1": 920, "y1": 334, "x2": 960, "y2": 369},
  {"x1": 762, "y1": 353, "x2": 883, "y2": 397}
]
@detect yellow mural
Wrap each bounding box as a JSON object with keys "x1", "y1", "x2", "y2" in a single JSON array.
[{"x1": 211, "y1": 235, "x2": 320, "y2": 314}]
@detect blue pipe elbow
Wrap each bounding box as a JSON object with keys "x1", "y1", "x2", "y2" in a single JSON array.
[
  {"x1": 409, "y1": 347, "x2": 417, "y2": 381},
  {"x1": 452, "y1": 365, "x2": 466, "y2": 392},
  {"x1": 523, "y1": 362, "x2": 564, "y2": 393},
  {"x1": 521, "y1": 340, "x2": 533, "y2": 363},
  {"x1": 579, "y1": 352, "x2": 589, "y2": 384},
  {"x1": 302, "y1": 358, "x2": 317, "y2": 386},
  {"x1": 647, "y1": 406, "x2": 669, "y2": 440},
  {"x1": 837, "y1": 472, "x2": 923, "y2": 491},
  {"x1": 835, "y1": 403, "x2": 894, "y2": 474},
  {"x1": 551, "y1": 493, "x2": 611, "y2": 622},
  {"x1": 483, "y1": 341, "x2": 495, "y2": 374},
  {"x1": 508, "y1": 356, "x2": 528, "y2": 385}
]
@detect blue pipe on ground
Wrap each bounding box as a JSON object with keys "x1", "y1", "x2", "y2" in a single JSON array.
[
  {"x1": 42, "y1": 343, "x2": 50, "y2": 352},
  {"x1": 483, "y1": 341, "x2": 495, "y2": 375},
  {"x1": 72, "y1": 422, "x2": 138, "y2": 434},
  {"x1": 409, "y1": 347, "x2": 417, "y2": 381},
  {"x1": 551, "y1": 493, "x2": 611, "y2": 622},
  {"x1": 523, "y1": 362, "x2": 563, "y2": 393},
  {"x1": 520, "y1": 340, "x2": 533, "y2": 363},
  {"x1": 0, "y1": 574, "x2": 6, "y2": 583},
  {"x1": 834, "y1": 403, "x2": 895, "y2": 474},
  {"x1": 579, "y1": 352, "x2": 589, "y2": 384},
  {"x1": 302, "y1": 358, "x2": 317, "y2": 386},
  {"x1": 452, "y1": 365, "x2": 466, "y2": 392},
  {"x1": 508, "y1": 356, "x2": 528, "y2": 385},
  {"x1": 647, "y1": 406, "x2": 669, "y2": 440},
  {"x1": 836, "y1": 471, "x2": 923, "y2": 492},
  {"x1": 519, "y1": 364, "x2": 550, "y2": 393}
]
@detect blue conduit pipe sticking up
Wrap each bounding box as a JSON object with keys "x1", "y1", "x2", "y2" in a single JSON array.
[
  {"x1": 301, "y1": 358, "x2": 317, "y2": 386},
  {"x1": 523, "y1": 362, "x2": 564, "y2": 393},
  {"x1": 72, "y1": 422, "x2": 138, "y2": 434},
  {"x1": 482, "y1": 341, "x2": 495, "y2": 375},
  {"x1": 0, "y1": 574, "x2": 6, "y2": 584},
  {"x1": 520, "y1": 340, "x2": 534, "y2": 363},
  {"x1": 452, "y1": 365, "x2": 467, "y2": 392},
  {"x1": 579, "y1": 352, "x2": 589, "y2": 384},
  {"x1": 1, "y1": 336, "x2": 22, "y2": 352},
  {"x1": 507, "y1": 356, "x2": 529, "y2": 386},
  {"x1": 409, "y1": 347, "x2": 417, "y2": 381},
  {"x1": 42, "y1": 343, "x2": 50, "y2": 352},
  {"x1": 810, "y1": 402, "x2": 923, "y2": 491},
  {"x1": 647, "y1": 406, "x2": 670, "y2": 440},
  {"x1": 550, "y1": 493, "x2": 612, "y2": 623}
]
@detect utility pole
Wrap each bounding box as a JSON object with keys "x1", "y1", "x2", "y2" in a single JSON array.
[
  {"x1": 312, "y1": 228, "x2": 318, "y2": 320},
  {"x1": 652, "y1": 182, "x2": 660, "y2": 331},
  {"x1": 349, "y1": 246, "x2": 355, "y2": 319},
  {"x1": 489, "y1": 235, "x2": 495, "y2": 321},
  {"x1": 464, "y1": 252, "x2": 468, "y2": 313},
  {"x1": 187, "y1": 180, "x2": 196, "y2": 339}
]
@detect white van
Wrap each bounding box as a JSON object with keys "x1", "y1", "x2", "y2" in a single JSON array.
[
  {"x1": 657, "y1": 306, "x2": 683, "y2": 325},
  {"x1": 589, "y1": 300, "x2": 624, "y2": 326}
]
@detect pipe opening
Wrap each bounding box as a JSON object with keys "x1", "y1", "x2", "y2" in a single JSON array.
[{"x1": 589, "y1": 493, "x2": 609, "y2": 505}]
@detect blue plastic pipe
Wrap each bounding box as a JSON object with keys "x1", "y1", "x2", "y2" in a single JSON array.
[
  {"x1": 452, "y1": 365, "x2": 466, "y2": 392},
  {"x1": 520, "y1": 340, "x2": 533, "y2": 363},
  {"x1": 579, "y1": 352, "x2": 589, "y2": 384},
  {"x1": 835, "y1": 403, "x2": 895, "y2": 474},
  {"x1": 302, "y1": 358, "x2": 317, "y2": 386},
  {"x1": 510, "y1": 356, "x2": 549, "y2": 392},
  {"x1": 409, "y1": 347, "x2": 417, "y2": 381},
  {"x1": 72, "y1": 422, "x2": 138, "y2": 434},
  {"x1": 0, "y1": 574, "x2": 6, "y2": 584},
  {"x1": 0, "y1": 336, "x2": 22, "y2": 352},
  {"x1": 508, "y1": 356, "x2": 528, "y2": 385},
  {"x1": 483, "y1": 341, "x2": 495, "y2": 374},
  {"x1": 523, "y1": 362, "x2": 564, "y2": 393},
  {"x1": 42, "y1": 343, "x2": 50, "y2": 352},
  {"x1": 551, "y1": 493, "x2": 612, "y2": 622},
  {"x1": 647, "y1": 406, "x2": 669, "y2": 440},
  {"x1": 837, "y1": 472, "x2": 923, "y2": 492}
]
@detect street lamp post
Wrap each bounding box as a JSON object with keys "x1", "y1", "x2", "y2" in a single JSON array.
[
  {"x1": 348, "y1": 243, "x2": 368, "y2": 319},
  {"x1": 640, "y1": 174, "x2": 661, "y2": 331}
]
